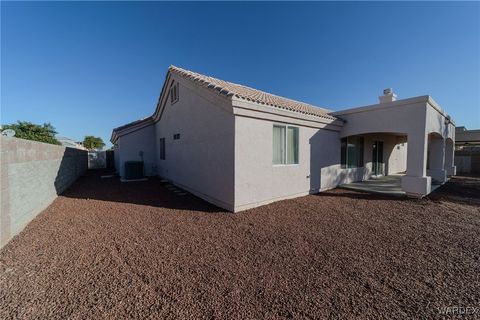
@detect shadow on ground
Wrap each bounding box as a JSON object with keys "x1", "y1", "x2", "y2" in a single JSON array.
[
  {"x1": 427, "y1": 174, "x2": 480, "y2": 205},
  {"x1": 64, "y1": 171, "x2": 480, "y2": 211},
  {"x1": 315, "y1": 191, "x2": 408, "y2": 201},
  {"x1": 62, "y1": 169, "x2": 225, "y2": 213}
]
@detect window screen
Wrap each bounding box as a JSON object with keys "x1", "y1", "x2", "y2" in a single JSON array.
[
  {"x1": 273, "y1": 125, "x2": 298, "y2": 165},
  {"x1": 273, "y1": 125, "x2": 286, "y2": 164},
  {"x1": 286, "y1": 127, "x2": 299, "y2": 164}
]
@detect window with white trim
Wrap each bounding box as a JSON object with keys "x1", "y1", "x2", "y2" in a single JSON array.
[
  {"x1": 170, "y1": 82, "x2": 179, "y2": 104},
  {"x1": 273, "y1": 125, "x2": 299, "y2": 165}
]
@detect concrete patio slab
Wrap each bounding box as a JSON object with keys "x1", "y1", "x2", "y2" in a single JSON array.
[{"x1": 339, "y1": 174, "x2": 406, "y2": 196}]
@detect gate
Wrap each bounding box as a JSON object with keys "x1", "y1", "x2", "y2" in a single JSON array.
[{"x1": 88, "y1": 151, "x2": 106, "y2": 169}]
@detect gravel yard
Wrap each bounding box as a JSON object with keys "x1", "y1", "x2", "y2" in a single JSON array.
[{"x1": 1, "y1": 172, "x2": 479, "y2": 319}]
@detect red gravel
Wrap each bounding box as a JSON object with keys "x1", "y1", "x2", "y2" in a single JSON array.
[{"x1": 1, "y1": 172, "x2": 479, "y2": 319}]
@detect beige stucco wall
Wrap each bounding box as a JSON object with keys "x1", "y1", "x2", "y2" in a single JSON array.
[
  {"x1": 333, "y1": 99, "x2": 426, "y2": 139},
  {"x1": 116, "y1": 124, "x2": 156, "y2": 177},
  {"x1": 361, "y1": 134, "x2": 407, "y2": 177},
  {"x1": 426, "y1": 103, "x2": 455, "y2": 140},
  {"x1": 154, "y1": 76, "x2": 235, "y2": 211},
  {"x1": 234, "y1": 114, "x2": 344, "y2": 212},
  {"x1": 425, "y1": 103, "x2": 456, "y2": 182}
]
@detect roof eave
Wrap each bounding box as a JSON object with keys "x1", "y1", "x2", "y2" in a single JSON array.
[
  {"x1": 232, "y1": 96, "x2": 342, "y2": 126},
  {"x1": 331, "y1": 95, "x2": 432, "y2": 116},
  {"x1": 110, "y1": 117, "x2": 155, "y2": 144}
]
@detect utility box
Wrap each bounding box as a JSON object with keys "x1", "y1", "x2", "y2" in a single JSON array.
[{"x1": 124, "y1": 161, "x2": 144, "y2": 180}]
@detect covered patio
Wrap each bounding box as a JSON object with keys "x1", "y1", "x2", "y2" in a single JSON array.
[{"x1": 331, "y1": 92, "x2": 456, "y2": 197}]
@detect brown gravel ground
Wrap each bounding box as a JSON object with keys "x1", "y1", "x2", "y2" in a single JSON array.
[{"x1": 1, "y1": 171, "x2": 479, "y2": 319}]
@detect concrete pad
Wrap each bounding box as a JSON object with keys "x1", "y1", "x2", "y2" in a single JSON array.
[
  {"x1": 340, "y1": 175, "x2": 406, "y2": 196},
  {"x1": 120, "y1": 178, "x2": 148, "y2": 183}
]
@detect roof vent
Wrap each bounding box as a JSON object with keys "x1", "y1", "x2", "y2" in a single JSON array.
[{"x1": 379, "y1": 88, "x2": 397, "y2": 104}]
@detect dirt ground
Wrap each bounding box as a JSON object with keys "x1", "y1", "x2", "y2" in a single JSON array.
[{"x1": 1, "y1": 172, "x2": 479, "y2": 319}]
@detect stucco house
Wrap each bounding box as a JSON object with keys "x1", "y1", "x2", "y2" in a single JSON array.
[{"x1": 111, "y1": 66, "x2": 456, "y2": 212}]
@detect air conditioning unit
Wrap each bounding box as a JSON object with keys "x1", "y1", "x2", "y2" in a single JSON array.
[{"x1": 124, "y1": 161, "x2": 144, "y2": 180}]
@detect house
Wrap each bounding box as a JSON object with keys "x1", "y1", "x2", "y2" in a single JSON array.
[
  {"x1": 455, "y1": 126, "x2": 480, "y2": 148},
  {"x1": 56, "y1": 136, "x2": 87, "y2": 150},
  {"x1": 454, "y1": 126, "x2": 480, "y2": 174},
  {"x1": 111, "y1": 66, "x2": 456, "y2": 212}
]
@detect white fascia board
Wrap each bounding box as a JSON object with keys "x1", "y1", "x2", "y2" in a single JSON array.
[
  {"x1": 332, "y1": 95, "x2": 455, "y2": 126},
  {"x1": 232, "y1": 97, "x2": 343, "y2": 130},
  {"x1": 426, "y1": 96, "x2": 455, "y2": 126},
  {"x1": 111, "y1": 119, "x2": 155, "y2": 143},
  {"x1": 152, "y1": 72, "x2": 173, "y2": 122},
  {"x1": 110, "y1": 132, "x2": 117, "y2": 144},
  {"x1": 113, "y1": 68, "x2": 172, "y2": 144},
  {"x1": 331, "y1": 95, "x2": 431, "y2": 116}
]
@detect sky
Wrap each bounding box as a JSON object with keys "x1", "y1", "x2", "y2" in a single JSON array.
[{"x1": 1, "y1": 1, "x2": 479, "y2": 147}]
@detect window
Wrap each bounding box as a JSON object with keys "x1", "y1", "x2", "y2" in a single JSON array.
[
  {"x1": 173, "y1": 133, "x2": 180, "y2": 140},
  {"x1": 273, "y1": 125, "x2": 299, "y2": 165},
  {"x1": 160, "y1": 138, "x2": 165, "y2": 160},
  {"x1": 341, "y1": 136, "x2": 364, "y2": 168},
  {"x1": 170, "y1": 82, "x2": 179, "y2": 104}
]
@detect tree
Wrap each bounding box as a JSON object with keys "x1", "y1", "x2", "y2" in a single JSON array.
[
  {"x1": 1, "y1": 121, "x2": 61, "y2": 145},
  {"x1": 83, "y1": 136, "x2": 105, "y2": 150}
]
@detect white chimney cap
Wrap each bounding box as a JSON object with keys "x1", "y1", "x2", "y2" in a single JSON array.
[{"x1": 379, "y1": 88, "x2": 397, "y2": 104}]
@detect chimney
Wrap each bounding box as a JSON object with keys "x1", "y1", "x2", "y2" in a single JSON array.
[{"x1": 378, "y1": 88, "x2": 397, "y2": 103}]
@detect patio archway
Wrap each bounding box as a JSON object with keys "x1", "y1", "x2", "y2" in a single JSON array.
[
  {"x1": 445, "y1": 138, "x2": 455, "y2": 176},
  {"x1": 427, "y1": 132, "x2": 446, "y2": 184}
]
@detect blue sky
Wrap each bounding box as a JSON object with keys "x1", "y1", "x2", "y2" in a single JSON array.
[{"x1": 2, "y1": 2, "x2": 479, "y2": 146}]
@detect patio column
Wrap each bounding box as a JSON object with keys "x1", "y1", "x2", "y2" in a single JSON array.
[
  {"x1": 428, "y1": 137, "x2": 447, "y2": 183},
  {"x1": 401, "y1": 133, "x2": 431, "y2": 196},
  {"x1": 445, "y1": 139, "x2": 456, "y2": 176}
]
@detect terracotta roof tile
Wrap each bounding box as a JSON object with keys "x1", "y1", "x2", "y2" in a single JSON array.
[
  {"x1": 112, "y1": 117, "x2": 153, "y2": 132},
  {"x1": 169, "y1": 66, "x2": 336, "y2": 120}
]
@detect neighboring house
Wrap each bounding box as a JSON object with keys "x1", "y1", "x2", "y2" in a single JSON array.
[
  {"x1": 111, "y1": 66, "x2": 456, "y2": 212},
  {"x1": 454, "y1": 126, "x2": 480, "y2": 174},
  {"x1": 56, "y1": 136, "x2": 87, "y2": 150},
  {"x1": 455, "y1": 126, "x2": 480, "y2": 148}
]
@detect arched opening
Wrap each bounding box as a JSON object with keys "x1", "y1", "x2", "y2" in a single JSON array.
[
  {"x1": 445, "y1": 138, "x2": 455, "y2": 176},
  {"x1": 338, "y1": 132, "x2": 408, "y2": 195},
  {"x1": 427, "y1": 132, "x2": 446, "y2": 184}
]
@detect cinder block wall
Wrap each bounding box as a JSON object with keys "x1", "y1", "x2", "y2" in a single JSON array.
[
  {"x1": 0, "y1": 137, "x2": 88, "y2": 248},
  {"x1": 455, "y1": 150, "x2": 480, "y2": 174}
]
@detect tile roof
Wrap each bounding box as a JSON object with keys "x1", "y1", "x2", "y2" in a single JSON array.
[
  {"x1": 169, "y1": 66, "x2": 336, "y2": 120},
  {"x1": 112, "y1": 116, "x2": 153, "y2": 132}
]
